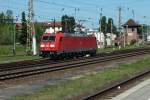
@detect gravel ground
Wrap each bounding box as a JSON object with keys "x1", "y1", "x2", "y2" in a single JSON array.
[{"x1": 0, "y1": 54, "x2": 150, "y2": 100}]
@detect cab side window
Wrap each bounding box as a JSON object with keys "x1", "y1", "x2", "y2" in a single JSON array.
[{"x1": 60, "y1": 37, "x2": 63, "y2": 42}]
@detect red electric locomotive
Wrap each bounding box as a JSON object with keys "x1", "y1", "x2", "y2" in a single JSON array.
[{"x1": 39, "y1": 32, "x2": 97, "y2": 58}]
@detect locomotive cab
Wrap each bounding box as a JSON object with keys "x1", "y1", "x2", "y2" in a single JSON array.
[{"x1": 39, "y1": 32, "x2": 64, "y2": 57}]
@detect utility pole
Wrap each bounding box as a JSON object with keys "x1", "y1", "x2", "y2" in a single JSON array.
[
  {"x1": 118, "y1": 7, "x2": 122, "y2": 49},
  {"x1": 110, "y1": 19, "x2": 113, "y2": 46},
  {"x1": 99, "y1": 8, "x2": 103, "y2": 33},
  {"x1": 132, "y1": 9, "x2": 135, "y2": 19},
  {"x1": 99, "y1": 8, "x2": 104, "y2": 48},
  {"x1": 118, "y1": 7, "x2": 122, "y2": 37},
  {"x1": 75, "y1": 8, "x2": 77, "y2": 21},
  {"x1": 26, "y1": 0, "x2": 32, "y2": 55},
  {"x1": 75, "y1": 8, "x2": 79, "y2": 31},
  {"x1": 125, "y1": 25, "x2": 128, "y2": 47},
  {"x1": 13, "y1": 17, "x2": 18, "y2": 56},
  {"x1": 65, "y1": 18, "x2": 68, "y2": 33},
  {"x1": 143, "y1": 16, "x2": 146, "y2": 43},
  {"x1": 75, "y1": 9, "x2": 79, "y2": 21},
  {"x1": 142, "y1": 24, "x2": 144, "y2": 43},
  {"x1": 52, "y1": 18, "x2": 55, "y2": 33},
  {"x1": 27, "y1": 0, "x2": 37, "y2": 55}
]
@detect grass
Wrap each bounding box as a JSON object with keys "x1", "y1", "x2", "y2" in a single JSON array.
[
  {"x1": 0, "y1": 45, "x2": 40, "y2": 63},
  {"x1": 12, "y1": 56, "x2": 150, "y2": 100},
  {"x1": 0, "y1": 44, "x2": 149, "y2": 63},
  {"x1": 0, "y1": 55, "x2": 40, "y2": 64},
  {"x1": 0, "y1": 45, "x2": 26, "y2": 56},
  {"x1": 97, "y1": 44, "x2": 149, "y2": 53}
]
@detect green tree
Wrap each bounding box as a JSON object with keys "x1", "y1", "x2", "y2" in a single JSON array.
[
  {"x1": 107, "y1": 18, "x2": 119, "y2": 36},
  {"x1": 107, "y1": 18, "x2": 113, "y2": 33},
  {"x1": 0, "y1": 12, "x2": 5, "y2": 23},
  {"x1": 137, "y1": 24, "x2": 149, "y2": 39},
  {"x1": 34, "y1": 22, "x2": 44, "y2": 43},
  {"x1": 61, "y1": 15, "x2": 68, "y2": 32},
  {"x1": 100, "y1": 16, "x2": 107, "y2": 34},
  {"x1": 68, "y1": 16, "x2": 75, "y2": 33},
  {"x1": 19, "y1": 11, "x2": 27, "y2": 45},
  {"x1": 0, "y1": 11, "x2": 14, "y2": 45},
  {"x1": 6, "y1": 10, "x2": 13, "y2": 23},
  {"x1": 61, "y1": 15, "x2": 75, "y2": 33},
  {"x1": 99, "y1": 16, "x2": 107, "y2": 47},
  {"x1": 113, "y1": 25, "x2": 119, "y2": 36},
  {"x1": 0, "y1": 24, "x2": 13, "y2": 45}
]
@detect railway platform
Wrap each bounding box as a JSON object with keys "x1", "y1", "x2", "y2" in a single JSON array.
[{"x1": 111, "y1": 78, "x2": 150, "y2": 100}]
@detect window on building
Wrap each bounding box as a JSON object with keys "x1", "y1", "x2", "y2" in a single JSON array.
[{"x1": 132, "y1": 28, "x2": 135, "y2": 32}]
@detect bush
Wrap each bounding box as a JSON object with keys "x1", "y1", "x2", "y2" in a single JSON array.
[
  {"x1": 130, "y1": 39, "x2": 136, "y2": 45},
  {"x1": 0, "y1": 24, "x2": 13, "y2": 45}
]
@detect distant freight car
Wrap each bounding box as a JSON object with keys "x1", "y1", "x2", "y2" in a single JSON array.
[{"x1": 39, "y1": 32, "x2": 97, "y2": 58}]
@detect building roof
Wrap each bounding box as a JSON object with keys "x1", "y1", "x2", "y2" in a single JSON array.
[
  {"x1": 15, "y1": 21, "x2": 62, "y2": 30},
  {"x1": 44, "y1": 22, "x2": 62, "y2": 27},
  {"x1": 122, "y1": 19, "x2": 140, "y2": 27},
  {"x1": 16, "y1": 23, "x2": 22, "y2": 30}
]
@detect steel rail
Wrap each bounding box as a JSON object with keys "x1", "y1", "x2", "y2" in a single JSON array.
[
  {"x1": 0, "y1": 47, "x2": 149, "y2": 72},
  {"x1": 0, "y1": 49, "x2": 150, "y2": 80},
  {"x1": 83, "y1": 69, "x2": 150, "y2": 100}
]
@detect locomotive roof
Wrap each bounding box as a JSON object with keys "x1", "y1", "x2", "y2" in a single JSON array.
[{"x1": 43, "y1": 32, "x2": 95, "y2": 37}]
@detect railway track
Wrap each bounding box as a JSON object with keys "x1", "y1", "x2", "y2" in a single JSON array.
[
  {"x1": 0, "y1": 47, "x2": 148, "y2": 71},
  {"x1": 0, "y1": 47, "x2": 150, "y2": 81},
  {"x1": 83, "y1": 68, "x2": 150, "y2": 100}
]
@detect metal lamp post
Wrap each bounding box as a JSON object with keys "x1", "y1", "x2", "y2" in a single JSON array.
[
  {"x1": 13, "y1": 23, "x2": 16, "y2": 56},
  {"x1": 124, "y1": 25, "x2": 128, "y2": 47},
  {"x1": 13, "y1": 17, "x2": 18, "y2": 56}
]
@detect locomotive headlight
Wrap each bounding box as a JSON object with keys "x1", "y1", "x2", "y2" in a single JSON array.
[
  {"x1": 50, "y1": 44, "x2": 55, "y2": 48},
  {"x1": 40, "y1": 44, "x2": 45, "y2": 47}
]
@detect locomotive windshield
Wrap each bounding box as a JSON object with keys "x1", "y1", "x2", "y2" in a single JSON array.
[{"x1": 42, "y1": 36, "x2": 55, "y2": 42}]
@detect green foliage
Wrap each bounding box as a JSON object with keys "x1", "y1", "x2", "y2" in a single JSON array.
[
  {"x1": 0, "y1": 45, "x2": 40, "y2": 63},
  {"x1": 0, "y1": 45, "x2": 24, "y2": 56},
  {"x1": 100, "y1": 16, "x2": 107, "y2": 47},
  {"x1": 15, "y1": 25, "x2": 20, "y2": 43},
  {"x1": 69, "y1": 16, "x2": 75, "y2": 32},
  {"x1": 0, "y1": 12, "x2": 5, "y2": 23},
  {"x1": 99, "y1": 16, "x2": 118, "y2": 35},
  {"x1": 0, "y1": 24, "x2": 13, "y2": 45},
  {"x1": 113, "y1": 25, "x2": 119, "y2": 36},
  {"x1": 19, "y1": 11, "x2": 27, "y2": 46},
  {"x1": 100, "y1": 16, "x2": 107, "y2": 33},
  {"x1": 0, "y1": 10, "x2": 44, "y2": 46},
  {"x1": 6, "y1": 10, "x2": 13, "y2": 23},
  {"x1": 61, "y1": 15, "x2": 75, "y2": 33},
  {"x1": 34, "y1": 22, "x2": 44, "y2": 43},
  {"x1": 0, "y1": 10, "x2": 13, "y2": 24},
  {"x1": 137, "y1": 25, "x2": 149, "y2": 39},
  {"x1": 107, "y1": 18, "x2": 113, "y2": 33},
  {"x1": 0, "y1": 11, "x2": 14, "y2": 45},
  {"x1": 137, "y1": 27, "x2": 142, "y2": 38},
  {"x1": 12, "y1": 57, "x2": 150, "y2": 100},
  {"x1": 130, "y1": 39, "x2": 136, "y2": 45},
  {"x1": 61, "y1": 15, "x2": 67, "y2": 32}
]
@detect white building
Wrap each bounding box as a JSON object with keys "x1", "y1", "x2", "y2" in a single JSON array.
[
  {"x1": 106, "y1": 33, "x2": 116, "y2": 46},
  {"x1": 87, "y1": 29, "x2": 117, "y2": 48},
  {"x1": 87, "y1": 29, "x2": 105, "y2": 48},
  {"x1": 44, "y1": 22, "x2": 62, "y2": 33},
  {"x1": 147, "y1": 35, "x2": 150, "y2": 42}
]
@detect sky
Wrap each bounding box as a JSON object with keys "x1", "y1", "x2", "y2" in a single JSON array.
[{"x1": 0, "y1": 0, "x2": 150, "y2": 28}]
